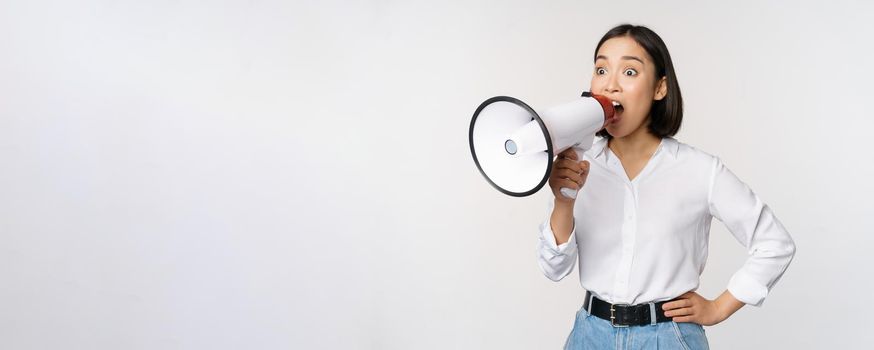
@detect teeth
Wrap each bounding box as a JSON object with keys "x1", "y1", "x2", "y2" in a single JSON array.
[{"x1": 611, "y1": 101, "x2": 622, "y2": 108}]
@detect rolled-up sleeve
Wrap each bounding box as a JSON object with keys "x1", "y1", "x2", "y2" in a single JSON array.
[
  {"x1": 537, "y1": 201, "x2": 579, "y2": 282},
  {"x1": 708, "y1": 158, "x2": 797, "y2": 307}
]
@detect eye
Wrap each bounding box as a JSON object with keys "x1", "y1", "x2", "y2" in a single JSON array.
[
  {"x1": 596, "y1": 67, "x2": 607, "y2": 75},
  {"x1": 623, "y1": 68, "x2": 638, "y2": 76}
]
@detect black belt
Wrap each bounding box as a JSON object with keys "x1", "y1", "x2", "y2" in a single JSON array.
[{"x1": 583, "y1": 291, "x2": 674, "y2": 327}]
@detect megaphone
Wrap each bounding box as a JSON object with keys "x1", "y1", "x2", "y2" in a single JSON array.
[{"x1": 469, "y1": 91, "x2": 616, "y2": 198}]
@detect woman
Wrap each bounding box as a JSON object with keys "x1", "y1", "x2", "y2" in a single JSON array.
[{"x1": 538, "y1": 24, "x2": 796, "y2": 349}]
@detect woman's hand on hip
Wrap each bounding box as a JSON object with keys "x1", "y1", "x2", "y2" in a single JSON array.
[{"x1": 662, "y1": 291, "x2": 733, "y2": 326}]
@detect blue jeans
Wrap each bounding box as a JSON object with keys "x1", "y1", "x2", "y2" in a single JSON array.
[{"x1": 564, "y1": 304, "x2": 710, "y2": 350}]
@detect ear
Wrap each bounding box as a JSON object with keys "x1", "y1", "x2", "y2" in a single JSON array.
[{"x1": 653, "y1": 77, "x2": 667, "y2": 101}]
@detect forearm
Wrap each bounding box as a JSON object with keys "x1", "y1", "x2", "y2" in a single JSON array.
[
  {"x1": 715, "y1": 290, "x2": 745, "y2": 321},
  {"x1": 549, "y1": 199, "x2": 574, "y2": 245}
]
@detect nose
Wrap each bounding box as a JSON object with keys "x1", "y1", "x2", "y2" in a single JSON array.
[{"x1": 602, "y1": 71, "x2": 621, "y2": 94}]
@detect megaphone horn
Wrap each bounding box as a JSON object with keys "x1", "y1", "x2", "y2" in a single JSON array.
[{"x1": 469, "y1": 91, "x2": 616, "y2": 198}]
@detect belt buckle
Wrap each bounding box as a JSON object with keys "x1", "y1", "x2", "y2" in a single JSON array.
[{"x1": 610, "y1": 304, "x2": 630, "y2": 328}]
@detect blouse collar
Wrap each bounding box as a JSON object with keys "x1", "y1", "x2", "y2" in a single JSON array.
[{"x1": 590, "y1": 137, "x2": 679, "y2": 161}]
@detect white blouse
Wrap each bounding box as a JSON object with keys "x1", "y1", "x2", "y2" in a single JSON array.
[{"x1": 537, "y1": 137, "x2": 796, "y2": 307}]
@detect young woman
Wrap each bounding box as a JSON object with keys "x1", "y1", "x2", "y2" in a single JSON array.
[{"x1": 537, "y1": 24, "x2": 796, "y2": 349}]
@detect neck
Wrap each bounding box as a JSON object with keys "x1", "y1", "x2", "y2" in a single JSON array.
[{"x1": 608, "y1": 123, "x2": 662, "y2": 158}]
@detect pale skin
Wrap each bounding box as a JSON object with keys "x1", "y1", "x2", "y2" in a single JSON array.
[{"x1": 547, "y1": 36, "x2": 745, "y2": 326}]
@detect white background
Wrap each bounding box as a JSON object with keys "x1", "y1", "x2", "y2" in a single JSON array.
[{"x1": 2, "y1": 0, "x2": 873, "y2": 349}]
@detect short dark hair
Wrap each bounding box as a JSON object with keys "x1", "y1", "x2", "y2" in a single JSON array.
[{"x1": 594, "y1": 24, "x2": 683, "y2": 139}]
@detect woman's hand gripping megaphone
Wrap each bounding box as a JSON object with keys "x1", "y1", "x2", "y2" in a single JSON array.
[{"x1": 549, "y1": 148, "x2": 590, "y2": 201}]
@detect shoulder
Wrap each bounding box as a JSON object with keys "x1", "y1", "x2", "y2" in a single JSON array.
[
  {"x1": 671, "y1": 138, "x2": 719, "y2": 164},
  {"x1": 666, "y1": 138, "x2": 724, "y2": 177}
]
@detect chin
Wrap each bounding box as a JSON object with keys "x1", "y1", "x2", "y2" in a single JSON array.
[{"x1": 604, "y1": 125, "x2": 630, "y2": 138}]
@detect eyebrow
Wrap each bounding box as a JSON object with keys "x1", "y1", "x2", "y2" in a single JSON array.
[{"x1": 595, "y1": 55, "x2": 644, "y2": 64}]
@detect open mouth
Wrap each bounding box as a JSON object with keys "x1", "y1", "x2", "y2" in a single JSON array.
[
  {"x1": 611, "y1": 100, "x2": 624, "y2": 113},
  {"x1": 609, "y1": 100, "x2": 623, "y2": 125}
]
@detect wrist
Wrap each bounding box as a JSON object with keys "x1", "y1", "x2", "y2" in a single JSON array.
[
  {"x1": 713, "y1": 299, "x2": 730, "y2": 321},
  {"x1": 554, "y1": 198, "x2": 575, "y2": 209},
  {"x1": 713, "y1": 291, "x2": 744, "y2": 322}
]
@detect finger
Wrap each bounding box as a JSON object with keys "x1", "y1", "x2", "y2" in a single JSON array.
[
  {"x1": 555, "y1": 159, "x2": 582, "y2": 172},
  {"x1": 558, "y1": 178, "x2": 580, "y2": 191},
  {"x1": 559, "y1": 149, "x2": 579, "y2": 160},
  {"x1": 662, "y1": 299, "x2": 692, "y2": 311},
  {"x1": 672, "y1": 316, "x2": 696, "y2": 323},
  {"x1": 556, "y1": 167, "x2": 582, "y2": 179},
  {"x1": 555, "y1": 159, "x2": 582, "y2": 170},
  {"x1": 555, "y1": 169, "x2": 582, "y2": 186},
  {"x1": 664, "y1": 307, "x2": 694, "y2": 317}
]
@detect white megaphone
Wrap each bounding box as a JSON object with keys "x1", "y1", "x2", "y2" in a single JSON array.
[{"x1": 469, "y1": 91, "x2": 616, "y2": 198}]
